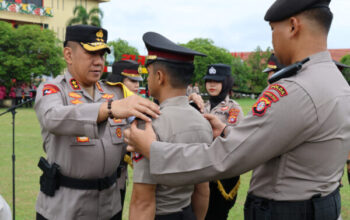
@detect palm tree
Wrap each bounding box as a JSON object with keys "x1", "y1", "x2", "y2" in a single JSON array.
[{"x1": 67, "y1": 6, "x2": 103, "y2": 27}]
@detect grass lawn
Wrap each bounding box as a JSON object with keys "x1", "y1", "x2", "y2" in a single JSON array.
[{"x1": 0, "y1": 98, "x2": 349, "y2": 219}]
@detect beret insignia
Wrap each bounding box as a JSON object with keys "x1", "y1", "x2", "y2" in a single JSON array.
[{"x1": 209, "y1": 67, "x2": 217, "y2": 74}]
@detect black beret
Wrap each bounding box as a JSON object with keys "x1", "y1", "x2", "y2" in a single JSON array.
[
  {"x1": 107, "y1": 60, "x2": 143, "y2": 83},
  {"x1": 65, "y1": 24, "x2": 110, "y2": 53},
  {"x1": 263, "y1": 54, "x2": 284, "y2": 73},
  {"x1": 203, "y1": 64, "x2": 232, "y2": 82},
  {"x1": 265, "y1": 0, "x2": 331, "y2": 22},
  {"x1": 143, "y1": 32, "x2": 206, "y2": 66}
]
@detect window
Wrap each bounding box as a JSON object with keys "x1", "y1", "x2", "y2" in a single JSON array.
[{"x1": 7, "y1": 0, "x2": 43, "y2": 7}]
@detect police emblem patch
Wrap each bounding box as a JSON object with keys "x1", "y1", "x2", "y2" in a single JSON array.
[
  {"x1": 263, "y1": 91, "x2": 279, "y2": 102},
  {"x1": 252, "y1": 96, "x2": 272, "y2": 117},
  {"x1": 132, "y1": 152, "x2": 143, "y2": 162},
  {"x1": 116, "y1": 128, "x2": 122, "y2": 138},
  {"x1": 269, "y1": 84, "x2": 288, "y2": 97},
  {"x1": 42, "y1": 84, "x2": 60, "y2": 96},
  {"x1": 227, "y1": 108, "x2": 240, "y2": 124},
  {"x1": 209, "y1": 67, "x2": 216, "y2": 74},
  {"x1": 70, "y1": 79, "x2": 81, "y2": 90},
  {"x1": 69, "y1": 92, "x2": 82, "y2": 99}
]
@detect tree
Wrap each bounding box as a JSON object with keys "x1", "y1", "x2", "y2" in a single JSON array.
[
  {"x1": 0, "y1": 21, "x2": 65, "y2": 89},
  {"x1": 244, "y1": 47, "x2": 272, "y2": 93},
  {"x1": 340, "y1": 54, "x2": 350, "y2": 85},
  {"x1": 67, "y1": 6, "x2": 103, "y2": 27},
  {"x1": 108, "y1": 39, "x2": 139, "y2": 62},
  {"x1": 181, "y1": 38, "x2": 237, "y2": 92}
]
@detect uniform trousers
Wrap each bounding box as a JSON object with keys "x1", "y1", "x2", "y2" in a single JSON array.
[
  {"x1": 244, "y1": 188, "x2": 341, "y2": 220},
  {"x1": 205, "y1": 176, "x2": 239, "y2": 220},
  {"x1": 36, "y1": 211, "x2": 122, "y2": 220},
  {"x1": 155, "y1": 205, "x2": 196, "y2": 220}
]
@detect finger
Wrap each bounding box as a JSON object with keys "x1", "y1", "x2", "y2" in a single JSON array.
[
  {"x1": 134, "y1": 104, "x2": 159, "y2": 120},
  {"x1": 123, "y1": 128, "x2": 130, "y2": 138},
  {"x1": 203, "y1": 113, "x2": 215, "y2": 120},
  {"x1": 131, "y1": 110, "x2": 152, "y2": 122},
  {"x1": 144, "y1": 121, "x2": 153, "y2": 131},
  {"x1": 127, "y1": 145, "x2": 136, "y2": 152},
  {"x1": 137, "y1": 96, "x2": 161, "y2": 114}
]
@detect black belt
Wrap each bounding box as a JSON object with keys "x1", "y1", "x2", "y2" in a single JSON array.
[
  {"x1": 244, "y1": 188, "x2": 341, "y2": 220},
  {"x1": 155, "y1": 205, "x2": 196, "y2": 220},
  {"x1": 59, "y1": 167, "x2": 120, "y2": 191}
]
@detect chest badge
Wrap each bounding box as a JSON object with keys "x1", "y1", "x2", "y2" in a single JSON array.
[
  {"x1": 69, "y1": 92, "x2": 82, "y2": 99},
  {"x1": 71, "y1": 99, "x2": 83, "y2": 105},
  {"x1": 102, "y1": 93, "x2": 114, "y2": 99},
  {"x1": 116, "y1": 128, "x2": 122, "y2": 138}
]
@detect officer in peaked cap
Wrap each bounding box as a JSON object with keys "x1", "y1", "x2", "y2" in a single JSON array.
[
  {"x1": 128, "y1": 32, "x2": 212, "y2": 220},
  {"x1": 107, "y1": 60, "x2": 144, "y2": 94},
  {"x1": 124, "y1": 0, "x2": 350, "y2": 219},
  {"x1": 34, "y1": 24, "x2": 160, "y2": 220},
  {"x1": 262, "y1": 54, "x2": 284, "y2": 80}
]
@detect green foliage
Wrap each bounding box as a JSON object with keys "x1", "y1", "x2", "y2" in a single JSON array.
[
  {"x1": 0, "y1": 21, "x2": 65, "y2": 89},
  {"x1": 340, "y1": 54, "x2": 350, "y2": 84},
  {"x1": 182, "y1": 39, "x2": 272, "y2": 94},
  {"x1": 67, "y1": 6, "x2": 103, "y2": 27},
  {"x1": 108, "y1": 39, "x2": 139, "y2": 62}
]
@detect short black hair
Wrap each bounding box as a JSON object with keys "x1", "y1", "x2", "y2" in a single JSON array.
[
  {"x1": 152, "y1": 61, "x2": 194, "y2": 89},
  {"x1": 65, "y1": 41, "x2": 79, "y2": 49},
  {"x1": 302, "y1": 7, "x2": 333, "y2": 33}
]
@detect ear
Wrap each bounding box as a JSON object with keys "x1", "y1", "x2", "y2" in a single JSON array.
[
  {"x1": 289, "y1": 17, "x2": 300, "y2": 37},
  {"x1": 156, "y1": 69, "x2": 166, "y2": 85},
  {"x1": 63, "y1": 47, "x2": 73, "y2": 65}
]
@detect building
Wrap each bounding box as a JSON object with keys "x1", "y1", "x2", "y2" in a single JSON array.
[{"x1": 0, "y1": 0, "x2": 109, "y2": 41}]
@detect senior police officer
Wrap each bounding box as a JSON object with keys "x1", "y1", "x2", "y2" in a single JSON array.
[
  {"x1": 34, "y1": 25, "x2": 159, "y2": 220},
  {"x1": 262, "y1": 53, "x2": 284, "y2": 80},
  {"x1": 124, "y1": 0, "x2": 350, "y2": 219}
]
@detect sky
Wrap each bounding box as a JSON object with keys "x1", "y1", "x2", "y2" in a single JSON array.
[{"x1": 100, "y1": 0, "x2": 350, "y2": 55}]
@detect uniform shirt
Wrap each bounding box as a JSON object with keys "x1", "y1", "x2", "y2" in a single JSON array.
[
  {"x1": 204, "y1": 95, "x2": 244, "y2": 126},
  {"x1": 148, "y1": 51, "x2": 350, "y2": 201},
  {"x1": 34, "y1": 71, "x2": 127, "y2": 220},
  {"x1": 133, "y1": 96, "x2": 213, "y2": 215}
]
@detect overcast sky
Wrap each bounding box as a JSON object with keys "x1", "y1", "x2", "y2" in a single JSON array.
[{"x1": 100, "y1": 0, "x2": 350, "y2": 55}]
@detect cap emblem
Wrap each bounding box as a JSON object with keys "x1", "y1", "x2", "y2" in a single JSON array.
[
  {"x1": 209, "y1": 67, "x2": 216, "y2": 75},
  {"x1": 96, "y1": 30, "x2": 104, "y2": 42}
]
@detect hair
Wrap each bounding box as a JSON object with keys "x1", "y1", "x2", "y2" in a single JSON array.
[
  {"x1": 152, "y1": 61, "x2": 194, "y2": 89},
  {"x1": 302, "y1": 7, "x2": 333, "y2": 34},
  {"x1": 64, "y1": 41, "x2": 79, "y2": 49}
]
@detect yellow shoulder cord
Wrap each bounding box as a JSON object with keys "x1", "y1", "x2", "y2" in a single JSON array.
[
  {"x1": 216, "y1": 178, "x2": 240, "y2": 200},
  {"x1": 105, "y1": 81, "x2": 134, "y2": 98},
  {"x1": 124, "y1": 154, "x2": 133, "y2": 168}
]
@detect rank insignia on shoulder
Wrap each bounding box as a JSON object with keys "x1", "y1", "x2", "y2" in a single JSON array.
[
  {"x1": 70, "y1": 78, "x2": 81, "y2": 90},
  {"x1": 96, "y1": 82, "x2": 104, "y2": 92},
  {"x1": 102, "y1": 93, "x2": 114, "y2": 99},
  {"x1": 69, "y1": 92, "x2": 82, "y2": 99},
  {"x1": 71, "y1": 99, "x2": 83, "y2": 105},
  {"x1": 132, "y1": 152, "x2": 143, "y2": 162},
  {"x1": 269, "y1": 84, "x2": 288, "y2": 97},
  {"x1": 42, "y1": 84, "x2": 60, "y2": 96}
]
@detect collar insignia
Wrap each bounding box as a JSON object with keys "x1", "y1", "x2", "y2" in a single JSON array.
[
  {"x1": 96, "y1": 82, "x2": 104, "y2": 92},
  {"x1": 70, "y1": 78, "x2": 81, "y2": 90}
]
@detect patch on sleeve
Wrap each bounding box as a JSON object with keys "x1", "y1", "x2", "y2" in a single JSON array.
[
  {"x1": 269, "y1": 84, "x2": 288, "y2": 97},
  {"x1": 252, "y1": 89, "x2": 283, "y2": 117},
  {"x1": 42, "y1": 84, "x2": 60, "y2": 96},
  {"x1": 227, "y1": 108, "x2": 240, "y2": 124},
  {"x1": 263, "y1": 91, "x2": 279, "y2": 103},
  {"x1": 132, "y1": 152, "x2": 144, "y2": 162},
  {"x1": 70, "y1": 78, "x2": 81, "y2": 90}
]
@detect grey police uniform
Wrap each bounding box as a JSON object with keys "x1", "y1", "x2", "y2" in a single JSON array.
[
  {"x1": 148, "y1": 51, "x2": 350, "y2": 217},
  {"x1": 35, "y1": 71, "x2": 127, "y2": 220},
  {"x1": 133, "y1": 96, "x2": 213, "y2": 216},
  {"x1": 204, "y1": 96, "x2": 243, "y2": 126}
]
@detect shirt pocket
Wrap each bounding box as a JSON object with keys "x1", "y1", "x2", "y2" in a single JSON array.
[{"x1": 108, "y1": 118, "x2": 128, "y2": 145}]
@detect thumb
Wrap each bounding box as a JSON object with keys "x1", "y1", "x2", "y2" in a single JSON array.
[
  {"x1": 144, "y1": 121, "x2": 153, "y2": 130},
  {"x1": 204, "y1": 113, "x2": 215, "y2": 121},
  {"x1": 131, "y1": 119, "x2": 138, "y2": 130},
  {"x1": 127, "y1": 145, "x2": 136, "y2": 152}
]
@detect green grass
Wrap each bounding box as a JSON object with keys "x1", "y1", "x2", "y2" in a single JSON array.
[{"x1": 0, "y1": 99, "x2": 349, "y2": 220}]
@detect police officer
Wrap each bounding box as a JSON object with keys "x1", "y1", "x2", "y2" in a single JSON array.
[
  {"x1": 262, "y1": 53, "x2": 284, "y2": 80},
  {"x1": 129, "y1": 32, "x2": 212, "y2": 220},
  {"x1": 202, "y1": 64, "x2": 244, "y2": 220},
  {"x1": 34, "y1": 25, "x2": 159, "y2": 220},
  {"x1": 124, "y1": 0, "x2": 350, "y2": 219}
]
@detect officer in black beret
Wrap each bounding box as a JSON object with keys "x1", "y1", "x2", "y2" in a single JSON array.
[
  {"x1": 124, "y1": 0, "x2": 350, "y2": 219},
  {"x1": 34, "y1": 25, "x2": 160, "y2": 220},
  {"x1": 262, "y1": 54, "x2": 284, "y2": 80}
]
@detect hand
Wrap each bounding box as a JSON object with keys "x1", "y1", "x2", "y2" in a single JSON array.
[
  {"x1": 112, "y1": 95, "x2": 160, "y2": 122},
  {"x1": 188, "y1": 93, "x2": 204, "y2": 113},
  {"x1": 124, "y1": 120, "x2": 156, "y2": 158},
  {"x1": 204, "y1": 114, "x2": 226, "y2": 138}
]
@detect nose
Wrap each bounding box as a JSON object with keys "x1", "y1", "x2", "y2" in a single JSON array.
[{"x1": 93, "y1": 54, "x2": 105, "y2": 66}]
